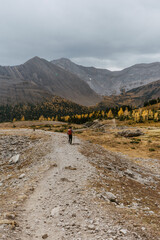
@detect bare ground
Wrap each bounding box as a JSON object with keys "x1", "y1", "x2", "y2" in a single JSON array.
[{"x1": 0, "y1": 128, "x2": 160, "y2": 239}]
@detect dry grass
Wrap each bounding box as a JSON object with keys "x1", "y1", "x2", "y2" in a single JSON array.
[
  {"x1": 78, "y1": 120, "x2": 160, "y2": 169},
  {"x1": 0, "y1": 120, "x2": 67, "y2": 129},
  {"x1": 78, "y1": 120, "x2": 160, "y2": 236}
]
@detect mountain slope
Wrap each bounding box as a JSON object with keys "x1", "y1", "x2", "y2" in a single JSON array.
[
  {"x1": 96, "y1": 79, "x2": 160, "y2": 108},
  {"x1": 126, "y1": 79, "x2": 160, "y2": 106},
  {"x1": 51, "y1": 58, "x2": 113, "y2": 95},
  {"x1": 0, "y1": 57, "x2": 101, "y2": 106},
  {"x1": 52, "y1": 58, "x2": 160, "y2": 96}
]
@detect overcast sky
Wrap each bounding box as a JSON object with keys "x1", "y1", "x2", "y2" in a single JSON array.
[{"x1": 1, "y1": 0, "x2": 160, "y2": 70}]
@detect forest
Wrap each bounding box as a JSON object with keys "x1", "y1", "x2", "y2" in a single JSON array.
[{"x1": 0, "y1": 97, "x2": 160, "y2": 124}]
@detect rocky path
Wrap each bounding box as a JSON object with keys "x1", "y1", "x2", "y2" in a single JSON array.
[
  {"x1": 2, "y1": 131, "x2": 159, "y2": 239},
  {"x1": 16, "y1": 133, "x2": 99, "y2": 240}
]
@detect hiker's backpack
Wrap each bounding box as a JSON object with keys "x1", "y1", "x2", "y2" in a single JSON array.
[{"x1": 68, "y1": 129, "x2": 72, "y2": 135}]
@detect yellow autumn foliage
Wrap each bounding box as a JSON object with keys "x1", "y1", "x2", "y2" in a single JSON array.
[
  {"x1": 21, "y1": 116, "x2": 25, "y2": 121},
  {"x1": 118, "y1": 108, "x2": 124, "y2": 118},
  {"x1": 107, "y1": 109, "x2": 114, "y2": 119}
]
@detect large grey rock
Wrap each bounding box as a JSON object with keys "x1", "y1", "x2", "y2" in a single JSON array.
[{"x1": 118, "y1": 129, "x2": 143, "y2": 137}]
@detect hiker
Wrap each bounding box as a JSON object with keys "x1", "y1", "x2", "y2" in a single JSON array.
[{"x1": 67, "y1": 126, "x2": 73, "y2": 144}]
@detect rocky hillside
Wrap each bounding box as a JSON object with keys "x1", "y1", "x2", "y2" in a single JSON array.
[
  {"x1": 0, "y1": 57, "x2": 101, "y2": 106},
  {"x1": 52, "y1": 58, "x2": 112, "y2": 96},
  {"x1": 127, "y1": 79, "x2": 160, "y2": 100},
  {"x1": 52, "y1": 58, "x2": 160, "y2": 96},
  {"x1": 96, "y1": 79, "x2": 160, "y2": 108}
]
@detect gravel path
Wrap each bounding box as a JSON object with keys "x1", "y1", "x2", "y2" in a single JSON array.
[
  {"x1": 4, "y1": 132, "x2": 159, "y2": 240},
  {"x1": 17, "y1": 133, "x2": 98, "y2": 239}
]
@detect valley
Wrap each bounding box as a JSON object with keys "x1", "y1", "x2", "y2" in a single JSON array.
[
  {"x1": 0, "y1": 56, "x2": 160, "y2": 240},
  {"x1": 1, "y1": 1, "x2": 160, "y2": 239}
]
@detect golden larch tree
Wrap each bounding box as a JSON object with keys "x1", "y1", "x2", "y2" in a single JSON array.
[
  {"x1": 107, "y1": 109, "x2": 114, "y2": 119},
  {"x1": 118, "y1": 108, "x2": 124, "y2": 119},
  {"x1": 21, "y1": 116, "x2": 25, "y2": 121}
]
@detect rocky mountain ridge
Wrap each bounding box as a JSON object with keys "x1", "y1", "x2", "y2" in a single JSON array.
[
  {"x1": 96, "y1": 79, "x2": 160, "y2": 108},
  {"x1": 52, "y1": 58, "x2": 160, "y2": 96},
  {"x1": 0, "y1": 57, "x2": 101, "y2": 106},
  {"x1": 1, "y1": 56, "x2": 160, "y2": 108}
]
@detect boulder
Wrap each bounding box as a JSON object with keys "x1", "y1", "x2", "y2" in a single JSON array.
[{"x1": 118, "y1": 129, "x2": 143, "y2": 137}]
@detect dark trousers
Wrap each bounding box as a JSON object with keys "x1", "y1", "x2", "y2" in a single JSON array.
[{"x1": 69, "y1": 135, "x2": 72, "y2": 144}]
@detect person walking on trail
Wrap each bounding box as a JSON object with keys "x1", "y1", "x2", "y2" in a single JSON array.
[{"x1": 67, "y1": 126, "x2": 73, "y2": 144}]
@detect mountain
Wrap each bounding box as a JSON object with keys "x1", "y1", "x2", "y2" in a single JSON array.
[
  {"x1": 51, "y1": 58, "x2": 113, "y2": 95},
  {"x1": 0, "y1": 57, "x2": 101, "y2": 106},
  {"x1": 95, "y1": 79, "x2": 160, "y2": 109},
  {"x1": 52, "y1": 58, "x2": 160, "y2": 96},
  {"x1": 126, "y1": 79, "x2": 160, "y2": 106}
]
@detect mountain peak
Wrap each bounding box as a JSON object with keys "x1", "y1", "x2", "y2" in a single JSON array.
[
  {"x1": 24, "y1": 56, "x2": 48, "y2": 65},
  {"x1": 58, "y1": 57, "x2": 71, "y2": 62}
]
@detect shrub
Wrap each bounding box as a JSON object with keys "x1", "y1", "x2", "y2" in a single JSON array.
[
  {"x1": 149, "y1": 148, "x2": 155, "y2": 152},
  {"x1": 130, "y1": 140, "x2": 140, "y2": 144}
]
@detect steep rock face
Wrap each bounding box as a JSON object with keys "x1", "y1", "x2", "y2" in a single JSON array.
[
  {"x1": 0, "y1": 57, "x2": 101, "y2": 106},
  {"x1": 52, "y1": 58, "x2": 160, "y2": 96}
]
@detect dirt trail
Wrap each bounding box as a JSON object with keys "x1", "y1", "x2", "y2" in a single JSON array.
[
  {"x1": 2, "y1": 131, "x2": 159, "y2": 240},
  {"x1": 16, "y1": 133, "x2": 98, "y2": 239}
]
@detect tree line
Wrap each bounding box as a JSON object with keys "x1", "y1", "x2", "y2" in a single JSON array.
[
  {"x1": 143, "y1": 97, "x2": 160, "y2": 107},
  {"x1": 0, "y1": 97, "x2": 160, "y2": 124},
  {"x1": 0, "y1": 97, "x2": 88, "y2": 123},
  {"x1": 62, "y1": 106, "x2": 160, "y2": 124}
]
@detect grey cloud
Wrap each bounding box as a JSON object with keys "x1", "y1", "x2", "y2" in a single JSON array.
[{"x1": 0, "y1": 0, "x2": 160, "y2": 69}]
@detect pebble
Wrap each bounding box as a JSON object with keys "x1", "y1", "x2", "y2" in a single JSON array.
[
  {"x1": 87, "y1": 224, "x2": 96, "y2": 230},
  {"x1": 19, "y1": 174, "x2": 26, "y2": 179},
  {"x1": 50, "y1": 207, "x2": 60, "y2": 217},
  {"x1": 120, "y1": 229, "x2": 128, "y2": 234},
  {"x1": 4, "y1": 213, "x2": 16, "y2": 220},
  {"x1": 42, "y1": 234, "x2": 48, "y2": 239},
  {"x1": 9, "y1": 154, "x2": 20, "y2": 164}
]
